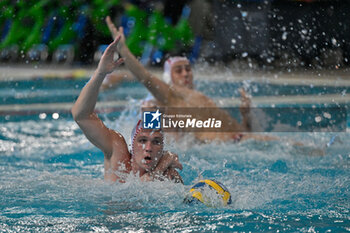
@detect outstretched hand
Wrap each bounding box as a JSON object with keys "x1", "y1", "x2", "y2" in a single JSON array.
[
  {"x1": 162, "y1": 151, "x2": 183, "y2": 170},
  {"x1": 141, "y1": 151, "x2": 183, "y2": 181},
  {"x1": 140, "y1": 151, "x2": 183, "y2": 183},
  {"x1": 97, "y1": 36, "x2": 124, "y2": 75},
  {"x1": 105, "y1": 16, "x2": 126, "y2": 51}
]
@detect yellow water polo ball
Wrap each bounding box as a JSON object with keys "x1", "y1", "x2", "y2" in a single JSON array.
[{"x1": 184, "y1": 179, "x2": 232, "y2": 207}]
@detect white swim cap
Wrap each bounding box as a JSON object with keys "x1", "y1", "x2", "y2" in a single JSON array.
[{"x1": 162, "y1": 56, "x2": 189, "y2": 84}]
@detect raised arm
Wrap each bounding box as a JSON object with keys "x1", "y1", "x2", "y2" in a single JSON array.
[
  {"x1": 101, "y1": 71, "x2": 135, "y2": 90},
  {"x1": 105, "y1": 16, "x2": 176, "y2": 105},
  {"x1": 71, "y1": 36, "x2": 127, "y2": 159}
]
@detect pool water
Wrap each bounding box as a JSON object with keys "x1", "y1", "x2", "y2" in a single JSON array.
[{"x1": 0, "y1": 78, "x2": 349, "y2": 232}]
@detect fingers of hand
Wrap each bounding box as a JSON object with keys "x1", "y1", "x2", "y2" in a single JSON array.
[
  {"x1": 168, "y1": 152, "x2": 177, "y2": 159},
  {"x1": 169, "y1": 153, "x2": 182, "y2": 170},
  {"x1": 171, "y1": 160, "x2": 183, "y2": 170},
  {"x1": 141, "y1": 173, "x2": 152, "y2": 181},
  {"x1": 114, "y1": 58, "x2": 124, "y2": 67},
  {"x1": 105, "y1": 16, "x2": 111, "y2": 24},
  {"x1": 239, "y1": 88, "x2": 245, "y2": 96},
  {"x1": 240, "y1": 89, "x2": 251, "y2": 99},
  {"x1": 105, "y1": 36, "x2": 121, "y2": 54},
  {"x1": 106, "y1": 16, "x2": 118, "y2": 38},
  {"x1": 108, "y1": 36, "x2": 120, "y2": 50},
  {"x1": 114, "y1": 35, "x2": 121, "y2": 45},
  {"x1": 164, "y1": 151, "x2": 173, "y2": 159}
]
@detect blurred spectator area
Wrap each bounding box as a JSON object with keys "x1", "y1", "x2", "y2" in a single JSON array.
[
  {"x1": 0, "y1": 0, "x2": 349, "y2": 67},
  {"x1": 207, "y1": 0, "x2": 350, "y2": 67}
]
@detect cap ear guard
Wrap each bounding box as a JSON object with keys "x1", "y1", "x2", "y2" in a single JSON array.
[
  {"x1": 130, "y1": 120, "x2": 143, "y2": 156},
  {"x1": 162, "y1": 72, "x2": 171, "y2": 84}
]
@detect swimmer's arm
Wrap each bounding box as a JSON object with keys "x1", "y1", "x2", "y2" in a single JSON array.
[
  {"x1": 155, "y1": 151, "x2": 183, "y2": 172},
  {"x1": 141, "y1": 168, "x2": 183, "y2": 183},
  {"x1": 101, "y1": 71, "x2": 135, "y2": 90},
  {"x1": 239, "y1": 89, "x2": 252, "y2": 132},
  {"x1": 141, "y1": 99, "x2": 159, "y2": 109},
  {"x1": 140, "y1": 151, "x2": 183, "y2": 182},
  {"x1": 103, "y1": 133, "x2": 131, "y2": 183},
  {"x1": 106, "y1": 16, "x2": 175, "y2": 104},
  {"x1": 164, "y1": 168, "x2": 183, "y2": 184},
  {"x1": 72, "y1": 36, "x2": 125, "y2": 157},
  {"x1": 72, "y1": 72, "x2": 117, "y2": 156}
]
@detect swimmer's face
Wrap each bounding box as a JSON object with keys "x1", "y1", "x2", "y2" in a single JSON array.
[
  {"x1": 171, "y1": 60, "x2": 193, "y2": 89},
  {"x1": 132, "y1": 130, "x2": 164, "y2": 172}
]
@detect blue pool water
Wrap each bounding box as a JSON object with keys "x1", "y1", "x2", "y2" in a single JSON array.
[{"x1": 1, "y1": 78, "x2": 349, "y2": 232}]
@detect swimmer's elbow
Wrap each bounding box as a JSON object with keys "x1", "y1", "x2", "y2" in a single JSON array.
[
  {"x1": 71, "y1": 106, "x2": 87, "y2": 123},
  {"x1": 71, "y1": 107, "x2": 80, "y2": 122}
]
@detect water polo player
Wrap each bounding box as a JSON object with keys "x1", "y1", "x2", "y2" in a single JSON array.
[
  {"x1": 72, "y1": 36, "x2": 183, "y2": 183},
  {"x1": 104, "y1": 17, "x2": 281, "y2": 143}
]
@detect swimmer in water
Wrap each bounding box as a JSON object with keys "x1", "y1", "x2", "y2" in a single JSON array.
[
  {"x1": 71, "y1": 36, "x2": 183, "y2": 183},
  {"x1": 102, "y1": 56, "x2": 251, "y2": 133},
  {"x1": 104, "y1": 16, "x2": 277, "y2": 143}
]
